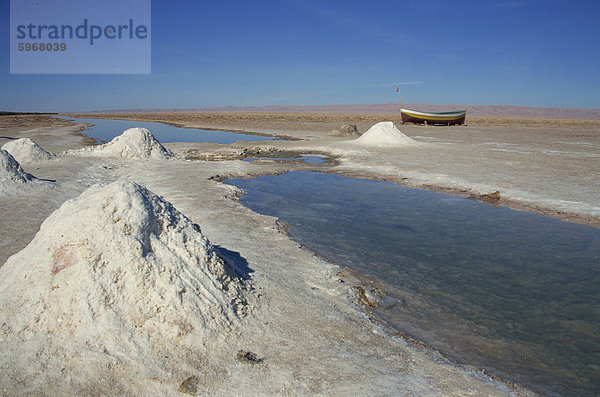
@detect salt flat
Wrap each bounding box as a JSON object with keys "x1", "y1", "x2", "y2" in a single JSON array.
[
  {"x1": 2, "y1": 112, "x2": 596, "y2": 395},
  {"x1": 68, "y1": 112, "x2": 600, "y2": 225}
]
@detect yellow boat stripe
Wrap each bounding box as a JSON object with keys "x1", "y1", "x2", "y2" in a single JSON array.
[{"x1": 403, "y1": 112, "x2": 465, "y2": 121}]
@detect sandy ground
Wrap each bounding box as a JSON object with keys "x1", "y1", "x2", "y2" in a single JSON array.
[{"x1": 2, "y1": 112, "x2": 598, "y2": 395}]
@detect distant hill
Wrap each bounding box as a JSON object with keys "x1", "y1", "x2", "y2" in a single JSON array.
[{"x1": 82, "y1": 104, "x2": 600, "y2": 120}]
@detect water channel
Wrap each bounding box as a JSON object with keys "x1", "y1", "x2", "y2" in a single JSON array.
[{"x1": 225, "y1": 171, "x2": 600, "y2": 397}]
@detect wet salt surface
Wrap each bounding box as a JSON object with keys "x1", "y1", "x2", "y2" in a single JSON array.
[
  {"x1": 57, "y1": 116, "x2": 279, "y2": 144},
  {"x1": 244, "y1": 155, "x2": 326, "y2": 164},
  {"x1": 225, "y1": 171, "x2": 600, "y2": 397}
]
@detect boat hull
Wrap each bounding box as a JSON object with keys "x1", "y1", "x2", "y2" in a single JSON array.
[{"x1": 401, "y1": 108, "x2": 466, "y2": 125}]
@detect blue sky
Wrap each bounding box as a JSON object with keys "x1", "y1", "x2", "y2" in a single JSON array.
[{"x1": 1, "y1": 0, "x2": 599, "y2": 112}]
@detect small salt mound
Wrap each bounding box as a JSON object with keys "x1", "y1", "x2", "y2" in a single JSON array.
[
  {"x1": 2, "y1": 138, "x2": 56, "y2": 163},
  {"x1": 0, "y1": 148, "x2": 36, "y2": 185},
  {"x1": 72, "y1": 127, "x2": 172, "y2": 159},
  {"x1": 0, "y1": 180, "x2": 250, "y2": 391},
  {"x1": 353, "y1": 122, "x2": 418, "y2": 146}
]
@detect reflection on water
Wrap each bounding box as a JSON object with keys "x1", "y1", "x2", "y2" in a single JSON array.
[
  {"x1": 57, "y1": 116, "x2": 278, "y2": 144},
  {"x1": 225, "y1": 171, "x2": 600, "y2": 397}
]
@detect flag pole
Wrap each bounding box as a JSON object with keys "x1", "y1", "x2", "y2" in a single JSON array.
[{"x1": 397, "y1": 85, "x2": 405, "y2": 124}]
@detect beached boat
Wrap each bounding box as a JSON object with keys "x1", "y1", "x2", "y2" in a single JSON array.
[{"x1": 401, "y1": 108, "x2": 467, "y2": 125}]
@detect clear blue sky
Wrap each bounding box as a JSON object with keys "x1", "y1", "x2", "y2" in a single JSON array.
[{"x1": 1, "y1": 0, "x2": 599, "y2": 112}]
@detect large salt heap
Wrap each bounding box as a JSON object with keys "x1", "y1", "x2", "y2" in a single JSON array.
[
  {"x1": 0, "y1": 180, "x2": 250, "y2": 394},
  {"x1": 2, "y1": 138, "x2": 56, "y2": 163},
  {"x1": 71, "y1": 127, "x2": 172, "y2": 159},
  {"x1": 0, "y1": 148, "x2": 38, "y2": 194},
  {"x1": 353, "y1": 121, "x2": 418, "y2": 146}
]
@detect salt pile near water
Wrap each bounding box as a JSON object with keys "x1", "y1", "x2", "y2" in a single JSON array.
[
  {"x1": 71, "y1": 127, "x2": 172, "y2": 159},
  {"x1": 0, "y1": 149, "x2": 38, "y2": 194},
  {"x1": 353, "y1": 121, "x2": 418, "y2": 146},
  {"x1": 0, "y1": 180, "x2": 250, "y2": 394},
  {"x1": 2, "y1": 138, "x2": 56, "y2": 163}
]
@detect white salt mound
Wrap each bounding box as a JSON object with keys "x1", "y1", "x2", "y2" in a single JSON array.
[
  {"x1": 0, "y1": 180, "x2": 249, "y2": 393},
  {"x1": 0, "y1": 148, "x2": 36, "y2": 186},
  {"x1": 72, "y1": 127, "x2": 172, "y2": 159},
  {"x1": 354, "y1": 121, "x2": 417, "y2": 146},
  {"x1": 2, "y1": 138, "x2": 56, "y2": 163}
]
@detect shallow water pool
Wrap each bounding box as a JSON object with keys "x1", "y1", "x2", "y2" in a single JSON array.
[
  {"x1": 58, "y1": 116, "x2": 279, "y2": 144},
  {"x1": 225, "y1": 171, "x2": 600, "y2": 397}
]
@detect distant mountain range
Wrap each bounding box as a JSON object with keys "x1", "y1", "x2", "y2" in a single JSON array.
[{"x1": 82, "y1": 103, "x2": 600, "y2": 120}]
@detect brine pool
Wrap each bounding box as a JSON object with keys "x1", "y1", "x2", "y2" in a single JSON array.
[
  {"x1": 224, "y1": 171, "x2": 600, "y2": 397},
  {"x1": 57, "y1": 116, "x2": 280, "y2": 144}
]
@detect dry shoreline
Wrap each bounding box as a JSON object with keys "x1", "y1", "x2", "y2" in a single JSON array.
[{"x1": 65, "y1": 111, "x2": 600, "y2": 130}]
